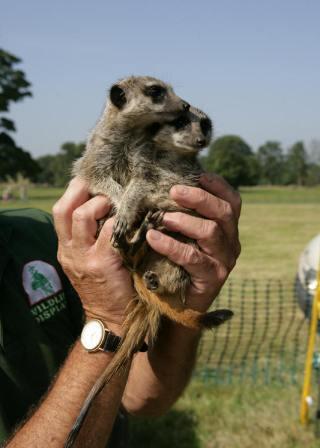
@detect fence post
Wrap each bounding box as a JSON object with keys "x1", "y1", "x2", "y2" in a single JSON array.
[{"x1": 300, "y1": 268, "x2": 320, "y2": 425}]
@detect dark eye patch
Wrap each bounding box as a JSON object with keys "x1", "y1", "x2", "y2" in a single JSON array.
[
  {"x1": 144, "y1": 84, "x2": 167, "y2": 102},
  {"x1": 171, "y1": 115, "x2": 191, "y2": 130},
  {"x1": 200, "y1": 118, "x2": 212, "y2": 136}
]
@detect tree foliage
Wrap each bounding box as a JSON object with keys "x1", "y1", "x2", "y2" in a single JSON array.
[
  {"x1": 0, "y1": 49, "x2": 32, "y2": 116},
  {"x1": 202, "y1": 135, "x2": 259, "y2": 188},
  {"x1": 0, "y1": 48, "x2": 39, "y2": 181},
  {"x1": 257, "y1": 141, "x2": 284, "y2": 185},
  {"x1": 0, "y1": 133, "x2": 39, "y2": 180},
  {"x1": 284, "y1": 141, "x2": 308, "y2": 186},
  {"x1": 36, "y1": 141, "x2": 85, "y2": 186}
]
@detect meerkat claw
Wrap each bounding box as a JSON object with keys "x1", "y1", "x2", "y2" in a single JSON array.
[
  {"x1": 128, "y1": 211, "x2": 155, "y2": 256},
  {"x1": 150, "y1": 210, "x2": 165, "y2": 228},
  {"x1": 111, "y1": 217, "x2": 129, "y2": 249}
]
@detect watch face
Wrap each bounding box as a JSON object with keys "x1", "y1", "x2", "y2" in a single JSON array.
[{"x1": 81, "y1": 320, "x2": 105, "y2": 351}]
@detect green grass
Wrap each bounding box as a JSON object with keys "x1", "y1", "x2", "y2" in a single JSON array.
[
  {"x1": 130, "y1": 381, "x2": 319, "y2": 448},
  {"x1": 1, "y1": 185, "x2": 320, "y2": 447},
  {"x1": 0, "y1": 186, "x2": 64, "y2": 213},
  {"x1": 241, "y1": 185, "x2": 320, "y2": 204}
]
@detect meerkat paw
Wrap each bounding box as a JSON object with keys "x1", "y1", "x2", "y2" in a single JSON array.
[
  {"x1": 128, "y1": 211, "x2": 154, "y2": 256},
  {"x1": 149, "y1": 210, "x2": 165, "y2": 229},
  {"x1": 111, "y1": 216, "x2": 129, "y2": 249},
  {"x1": 143, "y1": 271, "x2": 159, "y2": 291}
]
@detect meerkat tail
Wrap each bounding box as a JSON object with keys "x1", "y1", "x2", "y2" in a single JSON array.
[
  {"x1": 133, "y1": 273, "x2": 233, "y2": 330},
  {"x1": 64, "y1": 299, "x2": 160, "y2": 448}
]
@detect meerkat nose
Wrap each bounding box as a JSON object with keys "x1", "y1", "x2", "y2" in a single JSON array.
[
  {"x1": 182, "y1": 101, "x2": 190, "y2": 111},
  {"x1": 196, "y1": 138, "x2": 206, "y2": 147}
]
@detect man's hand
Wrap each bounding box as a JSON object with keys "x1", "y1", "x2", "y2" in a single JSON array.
[
  {"x1": 146, "y1": 173, "x2": 241, "y2": 313},
  {"x1": 52, "y1": 177, "x2": 134, "y2": 332}
]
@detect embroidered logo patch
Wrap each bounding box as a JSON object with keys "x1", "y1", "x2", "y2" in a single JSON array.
[{"x1": 22, "y1": 260, "x2": 62, "y2": 305}]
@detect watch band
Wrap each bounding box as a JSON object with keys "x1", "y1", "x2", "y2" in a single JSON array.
[
  {"x1": 101, "y1": 330, "x2": 148, "y2": 353},
  {"x1": 102, "y1": 331, "x2": 121, "y2": 352}
]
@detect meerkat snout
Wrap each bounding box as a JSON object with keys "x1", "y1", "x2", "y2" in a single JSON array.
[{"x1": 196, "y1": 137, "x2": 206, "y2": 147}]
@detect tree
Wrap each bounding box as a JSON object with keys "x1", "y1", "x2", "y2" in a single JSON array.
[
  {"x1": 284, "y1": 141, "x2": 308, "y2": 185},
  {"x1": 202, "y1": 135, "x2": 259, "y2": 188},
  {"x1": 36, "y1": 141, "x2": 85, "y2": 186},
  {"x1": 0, "y1": 133, "x2": 39, "y2": 180},
  {"x1": 0, "y1": 48, "x2": 39, "y2": 181},
  {"x1": 306, "y1": 163, "x2": 320, "y2": 186},
  {"x1": 307, "y1": 139, "x2": 320, "y2": 165},
  {"x1": 0, "y1": 49, "x2": 32, "y2": 132},
  {"x1": 257, "y1": 141, "x2": 284, "y2": 185}
]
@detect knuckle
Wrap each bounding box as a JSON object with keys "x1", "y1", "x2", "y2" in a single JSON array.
[
  {"x1": 202, "y1": 220, "x2": 219, "y2": 240},
  {"x1": 197, "y1": 188, "x2": 209, "y2": 206},
  {"x1": 52, "y1": 200, "x2": 65, "y2": 219},
  {"x1": 221, "y1": 201, "x2": 233, "y2": 222},
  {"x1": 169, "y1": 238, "x2": 183, "y2": 261},
  {"x1": 58, "y1": 255, "x2": 71, "y2": 273},
  {"x1": 207, "y1": 257, "x2": 229, "y2": 282},
  {"x1": 185, "y1": 247, "x2": 202, "y2": 266},
  {"x1": 217, "y1": 262, "x2": 229, "y2": 282},
  {"x1": 72, "y1": 208, "x2": 87, "y2": 223}
]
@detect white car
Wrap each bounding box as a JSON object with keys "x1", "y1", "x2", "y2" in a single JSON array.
[{"x1": 296, "y1": 234, "x2": 320, "y2": 317}]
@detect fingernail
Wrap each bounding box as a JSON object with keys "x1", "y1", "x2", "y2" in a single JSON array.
[
  {"x1": 174, "y1": 185, "x2": 188, "y2": 195},
  {"x1": 148, "y1": 229, "x2": 162, "y2": 240}
]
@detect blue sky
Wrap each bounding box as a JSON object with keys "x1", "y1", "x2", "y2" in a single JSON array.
[{"x1": 1, "y1": 0, "x2": 319, "y2": 157}]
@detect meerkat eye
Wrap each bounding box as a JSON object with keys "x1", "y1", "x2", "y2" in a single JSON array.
[
  {"x1": 144, "y1": 85, "x2": 167, "y2": 102},
  {"x1": 110, "y1": 84, "x2": 127, "y2": 109},
  {"x1": 200, "y1": 118, "x2": 212, "y2": 136},
  {"x1": 171, "y1": 115, "x2": 190, "y2": 130}
]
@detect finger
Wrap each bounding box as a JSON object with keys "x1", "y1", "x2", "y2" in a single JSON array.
[
  {"x1": 95, "y1": 217, "x2": 127, "y2": 268},
  {"x1": 71, "y1": 196, "x2": 112, "y2": 250},
  {"x1": 162, "y1": 211, "x2": 231, "y2": 261},
  {"x1": 170, "y1": 185, "x2": 238, "y2": 243},
  {"x1": 95, "y1": 216, "x2": 114, "y2": 250},
  {"x1": 199, "y1": 173, "x2": 242, "y2": 219},
  {"x1": 146, "y1": 229, "x2": 217, "y2": 280},
  {"x1": 52, "y1": 177, "x2": 90, "y2": 244}
]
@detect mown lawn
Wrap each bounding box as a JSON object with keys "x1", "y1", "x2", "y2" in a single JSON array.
[{"x1": 1, "y1": 185, "x2": 320, "y2": 447}]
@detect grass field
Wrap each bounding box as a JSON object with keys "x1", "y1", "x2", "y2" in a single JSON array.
[{"x1": 1, "y1": 185, "x2": 320, "y2": 447}]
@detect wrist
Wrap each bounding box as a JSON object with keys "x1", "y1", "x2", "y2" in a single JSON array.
[{"x1": 84, "y1": 313, "x2": 125, "y2": 337}]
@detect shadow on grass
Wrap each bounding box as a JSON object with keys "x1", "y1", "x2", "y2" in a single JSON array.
[{"x1": 128, "y1": 409, "x2": 200, "y2": 448}]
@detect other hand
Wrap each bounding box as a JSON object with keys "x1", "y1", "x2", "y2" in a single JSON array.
[
  {"x1": 146, "y1": 173, "x2": 241, "y2": 313},
  {"x1": 52, "y1": 177, "x2": 134, "y2": 333}
]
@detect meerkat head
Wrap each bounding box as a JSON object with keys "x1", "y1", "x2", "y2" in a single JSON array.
[
  {"x1": 107, "y1": 76, "x2": 190, "y2": 127},
  {"x1": 151, "y1": 106, "x2": 212, "y2": 154}
]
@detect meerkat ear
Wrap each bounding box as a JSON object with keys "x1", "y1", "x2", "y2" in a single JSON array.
[{"x1": 110, "y1": 84, "x2": 127, "y2": 109}]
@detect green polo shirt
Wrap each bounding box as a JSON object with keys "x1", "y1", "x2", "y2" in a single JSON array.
[{"x1": 0, "y1": 208, "x2": 127, "y2": 446}]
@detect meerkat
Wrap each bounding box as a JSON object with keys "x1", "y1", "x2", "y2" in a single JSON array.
[
  {"x1": 73, "y1": 75, "x2": 189, "y2": 209},
  {"x1": 65, "y1": 102, "x2": 233, "y2": 447},
  {"x1": 65, "y1": 76, "x2": 189, "y2": 447}
]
